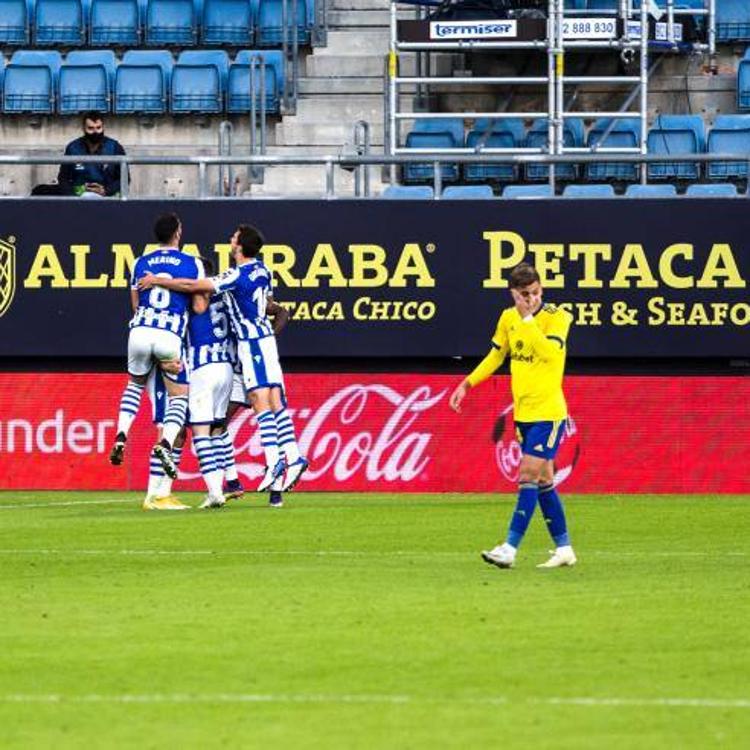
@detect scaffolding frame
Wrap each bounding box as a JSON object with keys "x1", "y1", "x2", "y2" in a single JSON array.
[{"x1": 386, "y1": 0, "x2": 716, "y2": 187}]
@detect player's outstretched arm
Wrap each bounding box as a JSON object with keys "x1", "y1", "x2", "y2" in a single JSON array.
[
  {"x1": 450, "y1": 346, "x2": 506, "y2": 413},
  {"x1": 138, "y1": 272, "x2": 214, "y2": 294}
]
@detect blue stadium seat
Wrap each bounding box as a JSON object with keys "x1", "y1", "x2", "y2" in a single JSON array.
[
  {"x1": 227, "y1": 50, "x2": 281, "y2": 114},
  {"x1": 403, "y1": 119, "x2": 463, "y2": 184},
  {"x1": 684, "y1": 183, "x2": 739, "y2": 197},
  {"x1": 381, "y1": 185, "x2": 434, "y2": 199},
  {"x1": 502, "y1": 184, "x2": 555, "y2": 199},
  {"x1": 412, "y1": 117, "x2": 465, "y2": 147},
  {"x1": 707, "y1": 114, "x2": 750, "y2": 180},
  {"x1": 403, "y1": 133, "x2": 460, "y2": 184},
  {"x1": 586, "y1": 118, "x2": 641, "y2": 181},
  {"x1": 3, "y1": 50, "x2": 61, "y2": 113},
  {"x1": 738, "y1": 58, "x2": 750, "y2": 110},
  {"x1": 465, "y1": 132, "x2": 517, "y2": 183},
  {"x1": 624, "y1": 184, "x2": 678, "y2": 198},
  {"x1": 472, "y1": 117, "x2": 526, "y2": 146},
  {"x1": 34, "y1": 0, "x2": 85, "y2": 46},
  {"x1": 525, "y1": 118, "x2": 584, "y2": 182},
  {"x1": 647, "y1": 114, "x2": 705, "y2": 181},
  {"x1": 257, "y1": 0, "x2": 309, "y2": 47},
  {"x1": 716, "y1": 0, "x2": 750, "y2": 43},
  {"x1": 563, "y1": 184, "x2": 616, "y2": 198},
  {"x1": 89, "y1": 0, "x2": 140, "y2": 45},
  {"x1": 58, "y1": 50, "x2": 116, "y2": 113},
  {"x1": 441, "y1": 185, "x2": 494, "y2": 199},
  {"x1": 0, "y1": 0, "x2": 30, "y2": 45},
  {"x1": 145, "y1": 0, "x2": 197, "y2": 45},
  {"x1": 201, "y1": 0, "x2": 253, "y2": 45},
  {"x1": 115, "y1": 50, "x2": 173, "y2": 114},
  {"x1": 171, "y1": 49, "x2": 228, "y2": 113}
]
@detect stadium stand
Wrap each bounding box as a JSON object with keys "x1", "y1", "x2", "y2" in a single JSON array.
[
  {"x1": 525, "y1": 118, "x2": 584, "y2": 182},
  {"x1": 585, "y1": 118, "x2": 641, "y2": 182},
  {"x1": 381, "y1": 185, "x2": 434, "y2": 199},
  {"x1": 58, "y1": 50, "x2": 117, "y2": 114},
  {"x1": 227, "y1": 50, "x2": 282, "y2": 114},
  {"x1": 3, "y1": 50, "x2": 62, "y2": 113},
  {"x1": 34, "y1": 0, "x2": 86, "y2": 46},
  {"x1": 647, "y1": 114, "x2": 705, "y2": 181},
  {"x1": 201, "y1": 0, "x2": 254, "y2": 46},
  {"x1": 114, "y1": 49, "x2": 173, "y2": 114},
  {"x1": 170, "y1": 49, "x2": 228, "y2": 113},
  {"x1": 624, "y1": 184, "x2": 678, "y2": 198},
  {"x1": 89, "y1": 0, "x2": 141, "y2": 46},
  {"x1": 0, "y1": 0, "x2": 30, "y2": 45},
  {"x1": 464, "y1": 118, "x2": 526, "y2": 183},
  {"x1": 145, "y1": 0, "x2": 197, "y2": 46},
  {"x1": 502, "y1": 185, "x2": 555, "y2": 199},
  {"x1": 403, "y1": 118, "x2": 464, "y2": 184},
  {"x1": 441, "y1": 184, "x2": 493, "y2": 199},
  {"x1": 257, "y1": 0, "x2": 309, "y2": 47},
  {"x1": 706, "y1": 113, "x2": 750, "y2": 180},
  {"x1": 716, "y1": 0, "x2": 750, "y2": 43},
  {"x1": 685, "y1": 182, "x2": 740, "y2": 196},
  {"x1": 563, "y1": 184, "x2": 617, "y2": 198}
]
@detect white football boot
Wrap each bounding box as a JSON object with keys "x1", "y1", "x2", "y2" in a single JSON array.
[
  {"x1": 199, "y1": 494, "x2": 226, "y2": 510},
  {"x1": 481, "y1": 542, "x2": 516, "y2": 569},
  {"x1": 281, "y1": 456, "x2": 309, "y2": 492},
  {"x1": 537, "y1": 546, "x2": 577, "y2": 569},
  {"x1": 257, "y1": 457, "x2": 286, "y2": 492}
]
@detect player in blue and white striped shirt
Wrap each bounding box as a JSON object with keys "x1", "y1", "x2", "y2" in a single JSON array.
[
  {"x1": 137, "y1": 223, "x2": 308, "y2": 495},
  {"x1": 109, "y1": 213, "x2": 203, "y2": 508}
]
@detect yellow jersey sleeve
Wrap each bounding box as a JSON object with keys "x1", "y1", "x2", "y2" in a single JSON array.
[{"x1": 466, "y1": 311, "x2": 508, "y2": 388}]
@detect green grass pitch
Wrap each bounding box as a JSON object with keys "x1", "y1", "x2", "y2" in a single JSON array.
[{"x1": 0, "y1": 491, "x2": 748, "y2": 748}]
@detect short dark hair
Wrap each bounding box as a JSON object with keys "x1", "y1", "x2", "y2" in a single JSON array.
[
  {"x1": 82, "y1": 112, "x2": 103, "y2": 127},
  {"x1": 153, "y1": 213, "x2": 181, "y2": 244},
  {"x1": 509, "y1": 262, "x2": 540, "y2": 289},
  {"x1": 235, "y1": 224, "x2": 265, "y2": 257}
]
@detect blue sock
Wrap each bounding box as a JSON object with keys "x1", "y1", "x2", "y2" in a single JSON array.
[
  {"x1": 506, "y1": 482, "x2": 538, "y2": 548},
  {"x1": 538, "y1": 482, "x2": 570, "y2": 547}
]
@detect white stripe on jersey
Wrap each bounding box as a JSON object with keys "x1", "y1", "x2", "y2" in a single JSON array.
[
  {"x1": 130, "y1": 307, "x2": 185, "y2": 335},
  {"x1": 223, "y1": 292, "x2": 274, "y2": 341}
]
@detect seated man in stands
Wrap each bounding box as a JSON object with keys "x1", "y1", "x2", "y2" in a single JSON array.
[{"x1": 57, "y1": 112, "x2": 126, "y2": 198}]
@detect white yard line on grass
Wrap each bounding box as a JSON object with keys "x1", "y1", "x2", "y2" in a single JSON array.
[
  {"x1": 0, "y1": 693, "x2": 748, "y2": 709},
  {"x1": 0, "y1": 548, "x2": 746, "y2": 558},
  {"x1": 0, "y1": 499, "x2": 133, "y2": 510}
]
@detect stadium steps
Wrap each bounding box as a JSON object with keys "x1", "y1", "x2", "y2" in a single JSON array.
[{"x1": 252, "y1": 3, "x2": 396, "y2": 195}]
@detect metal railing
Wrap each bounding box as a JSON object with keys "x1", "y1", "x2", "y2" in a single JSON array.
[
  {"x1": 4, "y1": 151, "x2": 749, "y2": 199},
  {"x1": 387, "y1": 0, "x2": 717, "y2": 180}
]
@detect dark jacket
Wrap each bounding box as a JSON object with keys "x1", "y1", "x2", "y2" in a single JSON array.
[{"x1": 57, "y1": 135, "x2": 126, "y2": 196}]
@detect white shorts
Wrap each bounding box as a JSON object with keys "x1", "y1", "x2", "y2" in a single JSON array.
[
  {"x1": 188, "y1": 362, "x2": 233, "y2": 425},
  {"x1": 127, "y1": 327, "x2": 184, "y2": 381},
  {"x1": 237, "y1": 337, "x2": 284, "y2": 394},
  {"x1": 230, "y1": 372, "x2": 247, "y2": 406}
]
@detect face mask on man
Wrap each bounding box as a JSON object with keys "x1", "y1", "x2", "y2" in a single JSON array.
[{"x1": 85, "y1": 131, "x2": 104, "y2": 145}]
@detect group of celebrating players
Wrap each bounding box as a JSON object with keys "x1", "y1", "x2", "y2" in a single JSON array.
[
  {"x1": 105, "y1": 212, "x2": 576, "y2": 569},
  {"x1": 107, "y1": 212, "x2": 308, "y2": 511}
]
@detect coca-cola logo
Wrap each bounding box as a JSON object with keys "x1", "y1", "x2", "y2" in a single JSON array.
[
  {"x1": 492, "y1": 403, "x2": 581, "y2": 485},
  {"x1": 182, "y1": 384, "x2": 447, "y2": 485}
]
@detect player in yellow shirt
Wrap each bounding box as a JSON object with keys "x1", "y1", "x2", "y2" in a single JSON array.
[{"x1": 449, "y1": 262, "x2": 577, "y2": 569}]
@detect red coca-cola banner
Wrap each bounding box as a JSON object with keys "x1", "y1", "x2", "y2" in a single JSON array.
[{"x1": 0, "y1": 373, "x2": 747, "y2": 494}]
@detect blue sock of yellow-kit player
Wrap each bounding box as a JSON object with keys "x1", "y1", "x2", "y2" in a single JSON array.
[
  {"x1": 538, "y1": 482, "x2": 570, "y2": 547},
  {"x1": 506, "y1": 481, "x2": 538, "y2": 548}
]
